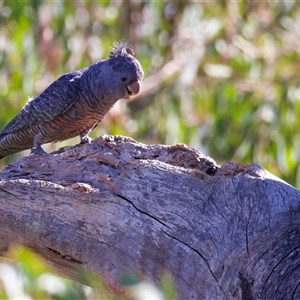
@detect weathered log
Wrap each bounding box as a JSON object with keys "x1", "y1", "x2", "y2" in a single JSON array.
[{"x1": 0, "y1": 135, "x2": 299, "y2": 299}]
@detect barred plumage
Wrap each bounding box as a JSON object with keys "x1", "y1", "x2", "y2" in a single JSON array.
[{"x1": 0, "y1": 41, "x2": 144, "y2": 159}]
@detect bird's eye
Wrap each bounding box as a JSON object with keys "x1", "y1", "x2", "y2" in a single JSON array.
[
  {"x1": 121, "y1": 77, "x2": 127, "y2": 82},
  {"x1": 126, "y1": 48, "x2": 134, "y2": 55}
]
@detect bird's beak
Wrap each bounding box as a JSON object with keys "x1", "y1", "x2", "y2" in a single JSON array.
[{"x1": 125, "y1": 81, "x2": 141, "y2": 99}]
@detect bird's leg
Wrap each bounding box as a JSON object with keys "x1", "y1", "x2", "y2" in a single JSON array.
[
  {"x1": 31, "y1": 134, "x2": 46, "y2": 155},
  {"x1": 80, "y1": 129, "x2": 92, "y2": 144}
]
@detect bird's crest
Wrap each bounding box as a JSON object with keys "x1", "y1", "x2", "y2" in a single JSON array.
[{"x1": 110, "y1": 40, "x2": 135, "y2": 58}]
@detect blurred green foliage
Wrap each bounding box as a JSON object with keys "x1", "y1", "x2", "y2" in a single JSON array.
[
  {"x1": 1, "y1": 0, "x2": 300, "y2": 188},
  {"x1": 1, "y1": 1, "x2": 299, "y2": 297},
  {"x1": 0, "y1": 246, "x2": 108, "y2": 299},
  {"x1": 0, "y1": 246, "x2": 176, "y2": 299}
]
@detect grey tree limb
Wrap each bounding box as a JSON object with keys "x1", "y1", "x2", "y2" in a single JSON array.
[{"x1": 0, "y1": 135, "x2": 299, "y2": 299}]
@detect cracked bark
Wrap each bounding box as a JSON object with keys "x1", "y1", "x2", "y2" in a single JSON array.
[{"x1": 0, "y1": 135, "x2": 300, "y2": 299}]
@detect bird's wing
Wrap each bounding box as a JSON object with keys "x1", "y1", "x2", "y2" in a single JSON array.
[{"x1": 0, "y1": 71, "x2": 84, "y2": 136}]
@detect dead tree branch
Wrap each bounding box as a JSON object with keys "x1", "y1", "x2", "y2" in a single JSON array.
[{"x1": 0, "y1": 135, "x2": 299, "y2": 299}]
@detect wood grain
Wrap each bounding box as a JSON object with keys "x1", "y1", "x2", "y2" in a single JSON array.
[{"x1": 0, "y1": 135, "x2": 299, "y2": 299}]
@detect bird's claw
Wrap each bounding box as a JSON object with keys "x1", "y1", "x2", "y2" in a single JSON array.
[
  {"x1": 80, "y1": 135, "x2": 92, "y2": 144},
  {"x1": 30, "y1": 146, "x2": 46, "y2": 155}
]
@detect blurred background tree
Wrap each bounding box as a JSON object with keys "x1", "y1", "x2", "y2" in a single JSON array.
[
  {"x1": 0, "y1": 0, "x2": 300, "y2": 189},
  {"x1": 1, "y1": 1, "x2": 300, "y2": 298}
]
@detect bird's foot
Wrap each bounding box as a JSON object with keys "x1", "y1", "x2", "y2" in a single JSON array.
[
  {"x1": 80, "y1": 135, "x2": 92, "y2": 144},
  {"x1": 30, "y1": 146, "x2": 46, "y2": 155},
  {"x1": 32, "y1": 134, "x2": 46, "y2": 155}
]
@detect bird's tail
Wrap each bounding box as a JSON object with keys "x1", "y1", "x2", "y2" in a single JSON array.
[{"x1": 0, "y1": 132, "x2": 32, "y2": 159}]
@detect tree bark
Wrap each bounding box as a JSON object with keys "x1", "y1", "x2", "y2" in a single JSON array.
[{"x1": 0, "y1": 135, "x2": 299, "y2": 299}]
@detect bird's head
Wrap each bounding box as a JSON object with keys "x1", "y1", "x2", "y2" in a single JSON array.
[
  {"x1": 107, "y1": 40, "x2": 144, "y2": 99},
  {"x1": 83, "y1": 41, "x2": 144, "y2": 102}
]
